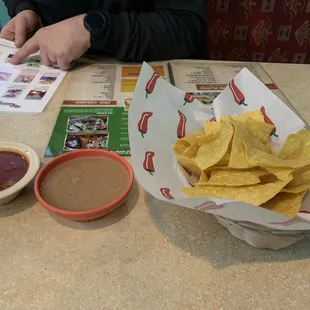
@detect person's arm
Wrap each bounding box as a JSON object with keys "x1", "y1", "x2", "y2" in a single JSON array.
[
  {"x1": 3, "y1": 0, "x2": 38, "y2": 18},
  {"x1": 93, "y1": 0, "x2": 206, "y2": 61}
]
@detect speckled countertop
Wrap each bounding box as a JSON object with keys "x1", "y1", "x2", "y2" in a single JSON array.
[{"x1": 1, "y1": 62, "x2": 310, "y2": 310}]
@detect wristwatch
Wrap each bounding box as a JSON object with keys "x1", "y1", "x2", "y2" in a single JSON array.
[{"x1": 83, "y1": 11, "x2": 108, "y2": 42}]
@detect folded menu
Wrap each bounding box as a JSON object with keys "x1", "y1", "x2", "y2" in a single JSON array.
[
  {"x1": 129, "y1": 62, "x2": 310, "y2": 231},
  {"x1": 0, "y1": 38, "x2": 66, "y2": 114}
]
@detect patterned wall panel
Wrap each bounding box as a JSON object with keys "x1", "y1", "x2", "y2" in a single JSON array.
[{"x1": 207, "y1": 0, "x2": 310, "y2": 63}]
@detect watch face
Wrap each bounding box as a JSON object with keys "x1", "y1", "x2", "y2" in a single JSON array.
[{"x1": 86, "y1": 12, "x2": 106, "y2": 32}]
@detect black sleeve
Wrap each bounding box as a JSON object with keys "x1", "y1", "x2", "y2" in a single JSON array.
[
  {"x1": 3, "y1": 0, "x2": 38, "y2": 18},
  {"x1": 92, "y1": 0, "x2": 206, "y2": 62}
]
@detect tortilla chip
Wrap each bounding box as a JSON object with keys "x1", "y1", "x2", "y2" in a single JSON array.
[
  {"x1": 195, "y1": 120, "x2": 234, "y2": 171},
  {"x1": 196, "y1": 172, "x2": 209, "y2": 187},
  {"x1": 182, "y1": 176, "x2": 292, "y2": 206},
  {"x1": 234, "y1": 120, "x2": 271, "y2": 153},
  {"x1": 229, "y1": 129, "x2": 249, "y2": 169},
  {"x1": 281, "y1": 185, "x2": 310, "y2": 194},
  {"x1": 207, "y1": 169, "x2": 268, "y2": 186},
  {"x1": 215, "y1": 150, "x2": 231, "y2": 167},
  {"x1": 197, "y1": 133, "x2": 220, "y2": 146},
  {"x1": 229, "y1": 120, "x2": 270, "y2": 169},
  {"x1": 259, "y1": 173, "x2": 278, "y2": 184},
  {"x1": 301, "y1": 169, "x2": 310, "y2": 181},
  {"x1": 176, "y1": 155, "x2": 201, "y2": 176},
  {"x1": 244, "y1": 118, "x2": 274, "y2": 145},
  {"x1": 182, "y1": 142, "x2": 200, "y2": 158},
  {"x1": 221, "y1": 110, "x2": 264, "y2": 123},
  {"x1": 173, "y1": 139, "x2": 190, "y2": 155},
  {"x1": 203, "y1": 121, "x2": 221, "y2": 136},
  {"x1": 234, "y1": 110, "x2": 264, "y2": 123},
  {"x1": 261, "y1": 191, "x2": 306, "y2": 218},
  {"x1": 198, "y1": 171, "x2": 209, "y2": 183},
  {"x1": 245, "y1": 145, "x2": 310, "y2": 169},
  {"x1": 279, "y1": 129, "x2": 309, "y2": 159},
  {"x1": 266, "y1": 167, "x2": 294, "y2": 181},
  {"x1": 182, "y1": 131, "x2": 205, "y2": 145},
  {"x1": 281, "y1": 175, "x2": 310, "y2": 193},
  {"x1": 196, "y1": 182, "x2": 209, "y2": 187},
  {"x1": 302, "y1": 135, "x2": 310, "y2": 157}
]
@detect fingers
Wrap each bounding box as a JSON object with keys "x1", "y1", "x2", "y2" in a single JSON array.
[
  {"x1": 0, "y1": 30, "x2": 15, "y2": 42},
  {"x1": 14, "y1": 17, "x2": 27, "y2": 48},
  {"x1": 57, "y1": 58, "x2": 74, "y2": 71},
  {"x1": 11, "y1": 37, "x2": 40, "y2": 65},
  {"x1": 9, "y1": 27, "x2": 73, "y2": 71},
  {"x1": 41, "y1": 50, "x2": 70, "y2": 70},
  {"x1": 0, "y1": 23, "x2": 15, "y2": 41},
  {"x1": 47, "y1": 52, "x2": 57, "y2": 64},
  {"x1": 40, "y1": 49, "x2": 52, "y2": 67}
]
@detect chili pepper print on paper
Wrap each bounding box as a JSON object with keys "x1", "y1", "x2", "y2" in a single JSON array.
[
  {"x1": 269, "y1": 218, "x2": 300, "y2": 226},
  {"x1": 195, "y1": 202, "x2": 225, "y2": 212},
  {"x1": 229, "y1": 79, "x2": 247, "y2": 106},
  {"x1": 177, "y1": 110, "x2": 187, "y2": 139},
  {"x1": 183, "y1": 92, "x2": 195, "y2": 106},
  {"x1": 160, "y1": 188, "x2": 174, "y2": 200},
  {"x1": 138, "y1": 112, "x2": 153, "y2": 138},
  {"x1": 143, "y1": 151, "x2": 155, "y2": 175},
  {"x1": 260, "y1": 106, "x2": 278, "y2": 137},
  {"x1": 145, "y1": 73, "x2": 160, "y2": 98}
]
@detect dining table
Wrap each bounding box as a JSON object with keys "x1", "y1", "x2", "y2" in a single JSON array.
[{"x1": 1, "y1": 60, "x2": 310, "y2": 310}]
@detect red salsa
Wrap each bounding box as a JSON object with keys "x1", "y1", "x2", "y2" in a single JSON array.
[{"x1": 0, "y1": 151, "x2": 28, "y2": 191}]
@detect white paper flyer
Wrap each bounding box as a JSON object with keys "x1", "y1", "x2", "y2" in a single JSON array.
[{"x1": 0, "y1": 38, "x2": 66, "y2": 114}]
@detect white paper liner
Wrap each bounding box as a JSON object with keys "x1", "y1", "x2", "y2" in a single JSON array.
[
  {"x1": 129, "y1": 63, "x2": 310, "y2": 231},
  {"x1": 214, "y1": 215, "x2": 310, "y2": 250}
]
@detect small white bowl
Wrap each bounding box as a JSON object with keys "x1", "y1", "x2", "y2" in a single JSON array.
[{"x1": 0, "y1": 142, "x2": 40, "y2": 205}]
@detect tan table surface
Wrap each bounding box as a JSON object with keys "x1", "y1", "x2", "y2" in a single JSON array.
[{"x1": 1, "y1": 62, "x2": 310, "y2": 310}]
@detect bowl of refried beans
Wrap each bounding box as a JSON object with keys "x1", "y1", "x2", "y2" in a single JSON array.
[{"x1": 34, "y1": 149, "x2": 134, "y2": 221}]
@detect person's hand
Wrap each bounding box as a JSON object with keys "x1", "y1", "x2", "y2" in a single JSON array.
[
  {"x1": 0, "y1": 10, "x2": 42, "y2": 48},
  {"x1": 11, "y1": 14, "x2": 91, "y2": 71}
]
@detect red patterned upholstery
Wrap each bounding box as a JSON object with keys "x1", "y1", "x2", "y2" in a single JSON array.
[{"x1": 206, "y1": 0, "x2": 310, "y2": 63}]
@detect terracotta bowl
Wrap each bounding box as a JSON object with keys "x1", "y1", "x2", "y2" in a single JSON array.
[
  {"x1": 34, "y1": 150, "x2": 134, "y2": 221},
  {"x1": 0, "y1": 142, "x2": 40, "y2": 206}
]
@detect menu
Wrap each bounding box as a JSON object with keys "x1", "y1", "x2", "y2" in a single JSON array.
[
  {"x1": 45, "y1": 63, "x2": 168, "y2": 157},
  {"x1": 46, "y1": 60, "x2": 291, "y2": 157},
  {"x1": 45, "y1": 100, "x2": 130, "y2": 157},
  {"x1": 169, "y1": 60, "x2": 290, "y2": 106},
  {"x1": 63, "y1": 62, "x2": 169, "y2": 108},
  {"x1": 0, "y1": 38, "x2": 66, "y2": 114}
]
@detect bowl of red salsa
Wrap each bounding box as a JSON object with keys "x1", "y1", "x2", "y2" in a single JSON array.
[{"x1": 0, "y1": 142, "x2": 40, "y2": 205}]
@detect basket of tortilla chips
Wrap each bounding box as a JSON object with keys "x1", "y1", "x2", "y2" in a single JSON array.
[{"x1": 129, "y1": 63, "x2": 310, "y2": 237}]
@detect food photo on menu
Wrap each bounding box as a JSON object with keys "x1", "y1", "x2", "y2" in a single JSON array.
[
  {"x1": 0, "y1": 71, "x2": 12, "y2": 81},
  {"x1": 64, "y1": 133, "x2": 109, "y2": 150},
  {"x1": 1, "y1": 87, "x2": 25, "y2": 99},
  {"x1": 39, "y1": 75, "x2": 57, "y2": 84},
  {"x1": 190, "y1": 91, "x2": 221, "y2": 105},
  {"x1": 25, "y1": 89, "x2": 47, "y2": 100},
  {"x1": 14, "y1": 70, "x2": 38, "y2": 83},
  {"x1": 66, "y1": 115, "x2": 109, "y2": 132}
]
